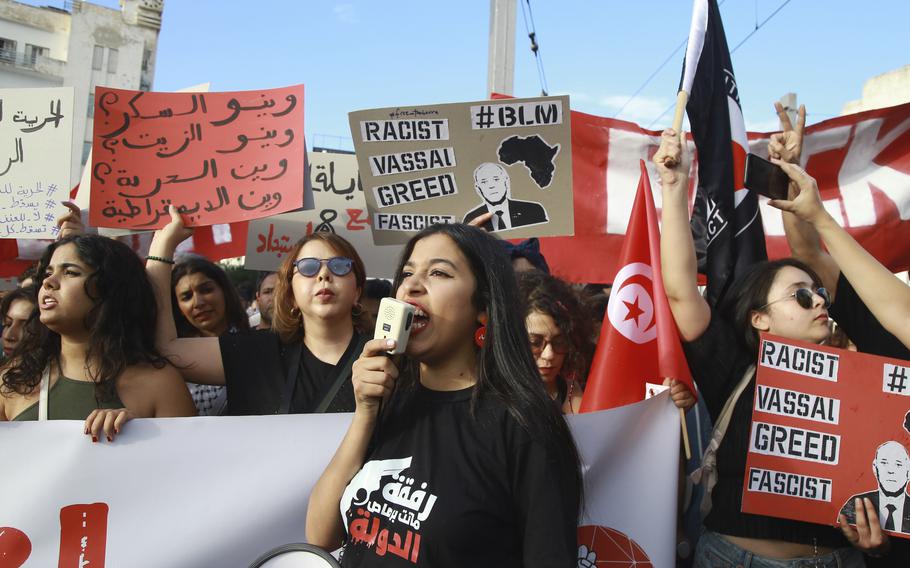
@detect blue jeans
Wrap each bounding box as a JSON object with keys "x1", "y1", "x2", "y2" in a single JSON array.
[{"x1": 694, "y1": 531, "x2": 865, "y2": 568}]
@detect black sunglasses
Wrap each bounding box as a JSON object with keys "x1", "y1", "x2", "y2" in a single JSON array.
[
  {"x1": 760, "y1": 287, "x2": 830, "y2": 311},
  {"x1": 293, "y1": 257, "x2": 354, "y2": 278}
]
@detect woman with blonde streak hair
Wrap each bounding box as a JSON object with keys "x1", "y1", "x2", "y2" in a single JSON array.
[{"x1": 146, "y1": 206, "x2": 369, "y2": 415}]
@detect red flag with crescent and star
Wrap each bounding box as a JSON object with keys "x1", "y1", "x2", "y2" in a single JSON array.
[{"x1": 580, "y1": 160, "x2": 695, "y2": 412}]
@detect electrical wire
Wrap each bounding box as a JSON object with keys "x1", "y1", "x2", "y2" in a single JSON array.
[
  {"x1": 646, "y1": 0, "x2": 794, "y2": 128},
  {"x1": 519, "y1": 0, "x2": 549, "y2": 96},
  {"x1": 612, "y1": 0, "x2": 731, "y2": 120}
]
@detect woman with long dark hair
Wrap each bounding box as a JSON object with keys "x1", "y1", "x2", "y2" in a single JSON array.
[
  {"x1": 656, "y1": 128, "x2": 879, "y2": 566},
  {"x1": 307, "y1": 223, "x2": 582, "y2": 566},
  {"x1": 147, "y1": 206, "x2": 369, "y2": 415},
  {"x1": 1, "y1": 285, "x2": 37, "y2": 359},
  {"x1": 170, "y1": 255, "x2": 251, "y2": 416},
  {"x1": 171, "y1": 256, "x2": 250, "y2": 338},
  {"x1": 516, "y1": 271, "x2": 589, "y2": 414},
  {"x1": 0, "y1": 235, "x2": 195, "y2": 437}
]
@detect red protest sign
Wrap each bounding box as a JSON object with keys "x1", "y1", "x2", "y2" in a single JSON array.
[
  {"x1": 89, "y1": 85, "x2": 305, "y2": 229},
  {"x1": 742, "y1": 333, "x2": 910, "y2": 539}
]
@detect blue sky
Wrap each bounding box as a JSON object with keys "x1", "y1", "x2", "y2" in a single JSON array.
[{"x1": 29, "y1": 1, "x2": 910, "y2": 149}]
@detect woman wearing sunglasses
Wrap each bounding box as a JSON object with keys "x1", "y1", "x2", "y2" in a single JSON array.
[
  {"x1": 516, "y1": 271, "x2": 590, "y2": 414},
  {"x1": 655, "y1": 129, "x2": 878, "y2": 567},
  {"x1": 306, "y1": 223, "x2": 582, "y2": 566},
  {"x1": 145, "y1": 206, "x2": 368, "y2": 415}
]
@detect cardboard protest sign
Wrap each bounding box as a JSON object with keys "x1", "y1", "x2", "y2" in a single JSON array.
[
  {"x1": 89, "y1": 85, "x2": 305, "y2": 229},
  {"x1": 742, "y1": 333, "x2": 910, "y2": 539},
  {"x1": 245, "y1": 151, "x2": 403, "y2": 278},
  {"x1": 0, "y1": 87, "x2": 74, "y2": 239},
  {"x1": 349, "y1": 95, "x2": 573, "y2": 245},
  {"x1": 77, "y1": 83, "x2": 211, "y2": 238}
]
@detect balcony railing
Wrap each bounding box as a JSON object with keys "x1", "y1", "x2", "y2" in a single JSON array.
[{"x1": 0, "y1": 49, "x2": 66, "y2": 76}]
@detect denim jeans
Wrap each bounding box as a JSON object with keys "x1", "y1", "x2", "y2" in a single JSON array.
[{"x1": 694, "y1": 531, "x2": 866, "y2": 568}]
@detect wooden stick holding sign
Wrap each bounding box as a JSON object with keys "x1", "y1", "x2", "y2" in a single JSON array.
[{"x1": 671, "y1": 90, "x2": 688, "y2": 134}]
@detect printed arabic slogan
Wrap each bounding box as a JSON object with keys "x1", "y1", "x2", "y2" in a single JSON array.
[
  {"x1": 349, "y1": 95, "x2": 574, "y2": 246},
  {"x1": 0, "y1": 87, "x2": 74, "y2": 239},
  {"x1": 245, "y1": 150, "x2": 404, "y2": 278},
  {"x1": 89, "y1": 85, "x2": 305, "y2": 229},
  {"x1": 742, "y1": 333, "x2": 910, "y2": 540}
]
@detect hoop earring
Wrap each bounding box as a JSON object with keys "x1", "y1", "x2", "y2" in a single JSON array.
[{"x1": 352, "y1": 302, "x2": 364, "y2": 318}]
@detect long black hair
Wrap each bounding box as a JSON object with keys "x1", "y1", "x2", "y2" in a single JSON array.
[
  {"x1": 718, "y1": 257, "x2": 824, "y2": 355},
  {"x1": 1, "y1": 235, "x2": 169, "y2": 401},
  {"x1": 170, "y1": 255, "x2": 250, "y2": 337},
  {"x1": 0, "y1": 285, "x2": 37, "y2": 359},
  {"x1": 392, "y1": 223, "x2": 583, "y2": 512}
]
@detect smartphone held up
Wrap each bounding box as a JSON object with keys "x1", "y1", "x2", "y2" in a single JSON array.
[{"x1": 744, "y1": 153, "x2": 791, "y2": 201}]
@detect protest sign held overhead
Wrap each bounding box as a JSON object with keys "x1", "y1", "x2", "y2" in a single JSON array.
[
  {"x1": 742, "y1": 333, "x2": 910, "y2": 540},
  {"x1": 0, "y1": 87, "x2": 74, "y2": 239},
  {"x1": 245, "y1": 150, "x2": 404, "y2": 278},
  {"x1": 89, "y1": 85, "x2": 306, "y2": 229},
  {"x1": 349, "y1": 95, "x2": 573, "y2": 245}
]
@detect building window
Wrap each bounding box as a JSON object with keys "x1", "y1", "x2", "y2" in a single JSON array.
[
  {"x1": 82, "y1": 141, "x2": 92, "y2": 165},
  {"x1": 107, "y1": 48, "x2": 118, "y2": 73},
  {"x1": 141, "y1": 47, "x2": 151, "y2": 71},
  {"x1": 25, "y1": 44, "x2": 48, "y2": 65},
  {"x1": 0, "y1": 38, "x2": 16, "y2": 63},
  {"x1": 92, "y1": 45, "x2": 103, "y2": 70},
  {"x1": 87, "y1": 93, "x2": 94, "y2": 118}
]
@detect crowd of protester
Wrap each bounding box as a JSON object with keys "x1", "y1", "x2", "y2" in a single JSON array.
[{"x1": 2, "y1": 103, "x2": 909, "y2": 567}]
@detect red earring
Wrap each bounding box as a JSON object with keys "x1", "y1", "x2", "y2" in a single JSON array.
[{"x1": 474, "y1": 325, "x2": 487, "y2": 348}]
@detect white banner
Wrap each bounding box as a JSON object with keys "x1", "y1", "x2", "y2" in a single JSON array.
[{"x1": 0, "y1": 395, "x2": 678, "y2": 567}]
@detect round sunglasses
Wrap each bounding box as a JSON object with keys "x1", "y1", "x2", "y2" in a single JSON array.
[
  {"x1": 759, "y1": 287, "x2": 830, "y2": 311},
  {"x1": 293, "y1": 257, "x2": 354, "y2": 278}
]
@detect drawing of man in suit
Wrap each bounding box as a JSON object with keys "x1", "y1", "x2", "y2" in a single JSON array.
[
  {"x1": 462, "y1": 163, "x2": 548, "y2": 232},
  {"x1": 840, "y1": 440, "x2": 910, "y2": 533}
]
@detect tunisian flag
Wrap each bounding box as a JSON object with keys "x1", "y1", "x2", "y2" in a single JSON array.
[{"x1": 580, "y1": 161, "x2": 694, "y2": 412}]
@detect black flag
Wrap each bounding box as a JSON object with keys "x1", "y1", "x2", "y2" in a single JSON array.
[{"x1": 680, "y1": 0, "x2": 767, "y2": 307}]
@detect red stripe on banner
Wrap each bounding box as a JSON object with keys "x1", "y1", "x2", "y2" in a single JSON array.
[{"x1": 494, "y1": 93, "x2": 910, "y2": 285}]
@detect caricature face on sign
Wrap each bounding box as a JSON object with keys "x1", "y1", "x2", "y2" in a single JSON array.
[
  {"x1": 607, "y1": 262, "x2": 656, "y2": 344},
  {"x1": 873, "y1": 441, "x2": 910, "y2": 495},
  {"x1": 474, "y1": 163, "x2": 509, "y2": 204}
]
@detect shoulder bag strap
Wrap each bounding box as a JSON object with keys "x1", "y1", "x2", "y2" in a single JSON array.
[
  {"x1": 313, "y1": 335, "x2": 367, "y2": 414},
  {"x1": 277, "y1": 343, "x2": 303, "y2": 415},
  {"x1": 690, "y1": 363, "x2": 756, "y2": 518},
  {"x1": 38, "y1": 365, "x2": 51, "y2": 421}
]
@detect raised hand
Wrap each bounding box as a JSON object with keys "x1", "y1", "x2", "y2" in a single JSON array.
[
  {"x1": 55, "y1": 201, "x2": 85, "y2": 239},
  {"x1": 768, "y1": 102, "x2": 806, "y2": 165},
  {"x1": 652, "y1": 128, "x2": 689, "y2": 191}
]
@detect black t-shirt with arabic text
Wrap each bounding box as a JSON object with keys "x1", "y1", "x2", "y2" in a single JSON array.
[{"x1": 339, "y1": 383, "x2": 578, "y2": 568}]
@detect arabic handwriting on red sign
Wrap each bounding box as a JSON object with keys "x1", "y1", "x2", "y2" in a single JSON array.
[{"x1": 89, "y1": 85, "x2": 305, "y2": 229}]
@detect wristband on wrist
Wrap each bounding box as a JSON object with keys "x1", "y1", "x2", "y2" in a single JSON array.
[{"x1": 146, "y1": 255, "x2": 175, "y2": 265}]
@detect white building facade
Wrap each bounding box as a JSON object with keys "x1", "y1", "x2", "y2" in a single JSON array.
[{"x1": 0, "y1": 0, "x2": 164, "y2": 187}]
